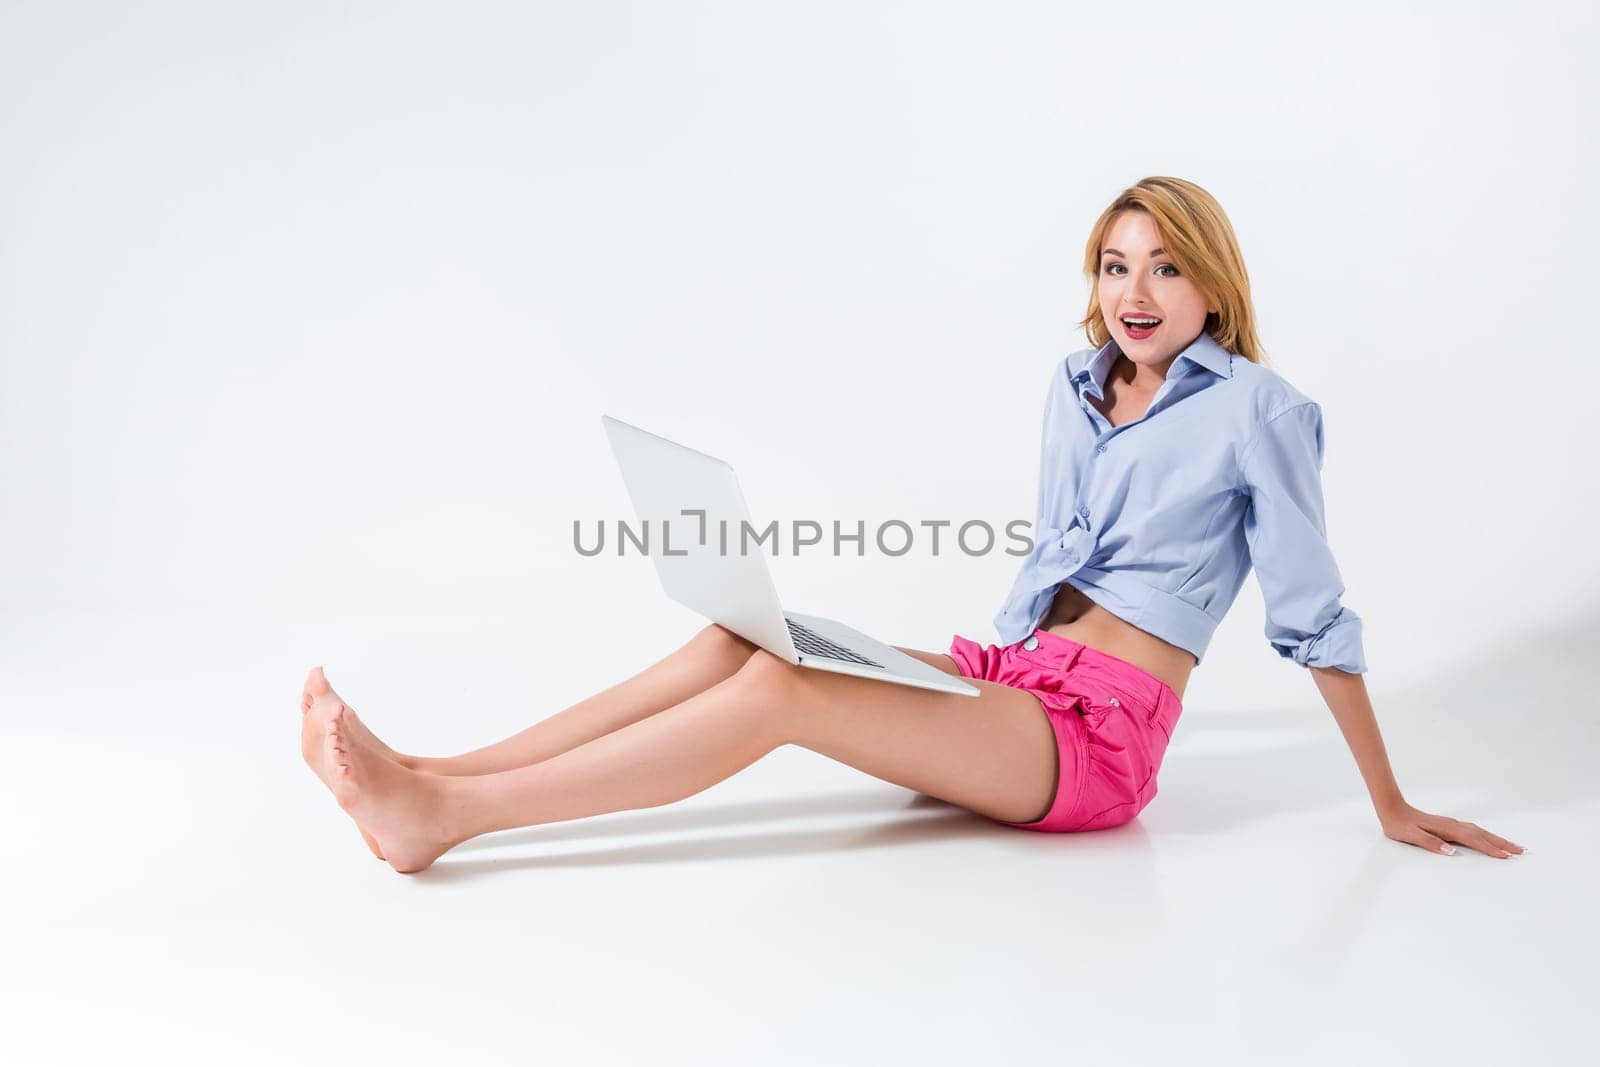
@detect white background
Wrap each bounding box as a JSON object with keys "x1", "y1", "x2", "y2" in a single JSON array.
[{"x1": 3, "y1": 2, "x2": 1597, "y2": 1064}]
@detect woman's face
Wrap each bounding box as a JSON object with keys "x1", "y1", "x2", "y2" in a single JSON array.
[{"x1": 1095, "y1": 210, "x2": 1218, "y2": 374}]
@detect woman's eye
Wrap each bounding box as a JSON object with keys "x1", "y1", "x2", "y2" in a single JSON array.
[{"x1": 1103, "y1": 263, "x2": 1180, "y2": 277}]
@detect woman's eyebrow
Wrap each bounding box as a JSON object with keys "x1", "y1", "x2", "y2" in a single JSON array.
[{"x1": 1102, "y1": 247, "x2": 1166, "y2": 258}]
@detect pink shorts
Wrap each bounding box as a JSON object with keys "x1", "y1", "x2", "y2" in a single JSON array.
[{"x1": 947, "y1": 628, "x2": 1184, "y2": 832}]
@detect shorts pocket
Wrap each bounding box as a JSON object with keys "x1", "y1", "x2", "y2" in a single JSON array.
[{"x1": 1063, "y1": 691, "x2": 1155, "y2": 831}]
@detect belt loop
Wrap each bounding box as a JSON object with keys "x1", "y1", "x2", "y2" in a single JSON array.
[{"x1": 1059, "y1": 641, "x2": 1083, "y2": 674}]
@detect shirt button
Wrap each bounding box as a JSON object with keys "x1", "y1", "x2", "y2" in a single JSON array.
[
  {"x1": 1096, "y1": 444, "x2": 1107, "y2": 454},
  {"x1": 1077, "y1": 505, "x2": 1090, "y2": 518},
  {"x1": 1022, "y1": 635, "x2": 1039, "y2": 651}
]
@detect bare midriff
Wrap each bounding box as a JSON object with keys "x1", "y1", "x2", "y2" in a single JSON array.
[{"x1": 1039, "y1": 582, "x2": 1195, "y2": 703}]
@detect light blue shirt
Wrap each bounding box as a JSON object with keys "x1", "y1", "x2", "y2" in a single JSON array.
[{"x1": 993, "y1": 329, "x2": 1367, "y2": 674}]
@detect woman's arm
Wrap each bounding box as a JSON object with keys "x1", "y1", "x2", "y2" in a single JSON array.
[
  {"x1": 1238, "y1": 402, "x2": 1527, "y2": 859},
  {"x1": 1310, "y1": 664, "x2": 1402, "y2": 809},
  {"x1": 1311, "y1": 664, "x2": 1526, "y2": 860}
]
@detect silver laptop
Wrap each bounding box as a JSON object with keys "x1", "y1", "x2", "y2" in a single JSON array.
[{"x1": 601, "y1": 415, "x2": 980, "y2": 697}]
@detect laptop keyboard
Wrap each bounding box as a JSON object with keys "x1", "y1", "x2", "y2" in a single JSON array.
[{"x1": 787, "y1": 618, "x2": 883, "y2": 668}]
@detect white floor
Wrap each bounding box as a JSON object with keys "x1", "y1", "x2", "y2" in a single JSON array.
[{"x1": 2, "y1": 608, "x2": 1591, "y2": 1067}]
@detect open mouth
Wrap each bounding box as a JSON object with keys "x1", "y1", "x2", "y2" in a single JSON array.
[{"x1": 1121, "y1": 316, "x2": 1162, "y2": 338}]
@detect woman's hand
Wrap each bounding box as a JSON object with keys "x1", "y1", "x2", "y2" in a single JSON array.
[{"x1": 1378, "y1": 801, "x2": 1527, "y2": 859}]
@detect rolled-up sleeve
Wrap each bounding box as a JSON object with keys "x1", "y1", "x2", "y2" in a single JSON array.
[{"x1": 1240, "y1": 401, "x2": 1367, "y2": 674}]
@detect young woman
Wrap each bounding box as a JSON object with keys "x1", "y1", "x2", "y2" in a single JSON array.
[{"x1": 299, "y1": 176, "x2": 1526, "y2": 873}]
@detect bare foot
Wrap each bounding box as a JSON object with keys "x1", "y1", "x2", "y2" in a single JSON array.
[
  {"x1": 300, "y1": 668, "x2": 387, "y2": 861},
  {"x1": 302, "y1": 667, "x2": 411, "y2": 767},
  {"x1": 323, "y1": 704, "x2": 464, "y2": 874}
]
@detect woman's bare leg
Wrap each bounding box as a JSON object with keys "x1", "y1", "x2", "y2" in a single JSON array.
[
  {"x1": 300, "y1": 624, "x2": 759, "y2": 860},
  {"x1": 301, "y1": 631, "x2": 962, "y2": 860},
  {"x1": 409, "y1": 640, "x2": 965, "y2": 776},
  {"x1": 303, "y1": 626, "x2": 962, "y2": 779},
  {"x1": 312, "y1": 646, "x2": 1056, "y2": 874},
  {"x1": 300, "y1": 623, "x2": 763, "y2": 783}
]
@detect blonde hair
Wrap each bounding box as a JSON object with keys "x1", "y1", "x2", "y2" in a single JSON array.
[{"x1": 1077, "y1": 176, "x2": 1268, "y2": 367}]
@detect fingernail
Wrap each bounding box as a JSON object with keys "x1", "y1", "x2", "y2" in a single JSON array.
[{"x1": 1440, "y1": 844, "x2": 1455, "y2": 855}]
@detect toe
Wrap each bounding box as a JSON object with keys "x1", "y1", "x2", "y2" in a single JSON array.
[
  {"x1": 308, "y1": 693, "x2": 340, "y2": 725},
  {"x1": 326, "y1": 718, "x2": 348, "y2": 767},
  {"x1": 325, "y1": 729, "x2": 357, "y2": 808}
]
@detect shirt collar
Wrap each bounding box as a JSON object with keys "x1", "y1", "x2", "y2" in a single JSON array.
[{"x1": 1069, "y1": 329, "x2": 1235, "y2": 399}]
